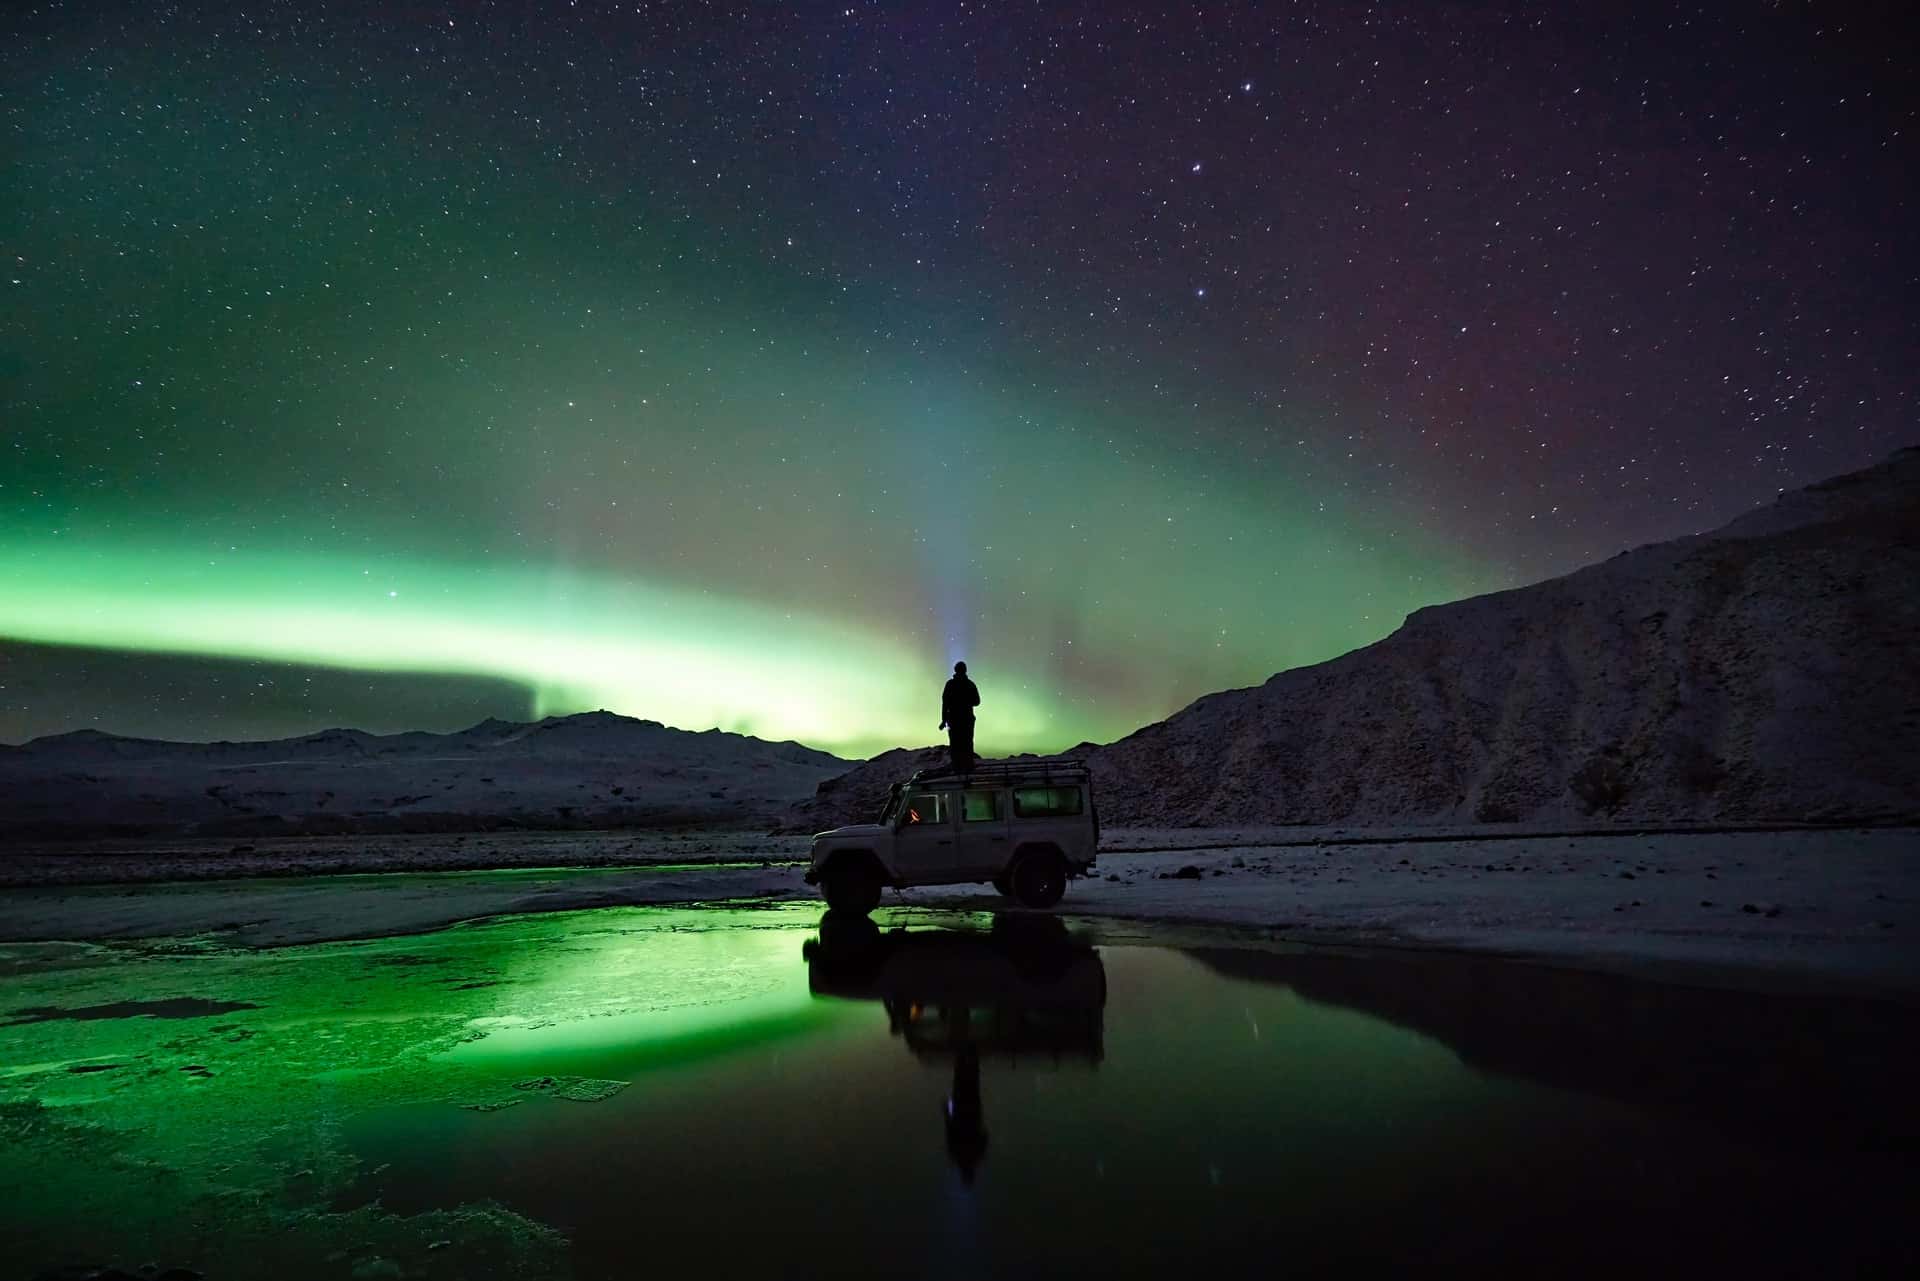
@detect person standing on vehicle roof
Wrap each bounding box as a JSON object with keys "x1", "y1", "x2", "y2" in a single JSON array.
[{"x1": 940, "y1": 661, "x2": 980, "y2": 774}]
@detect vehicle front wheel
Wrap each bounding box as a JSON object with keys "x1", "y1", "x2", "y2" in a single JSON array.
[
  {"x1": 1010, "y1": 851, "x2": 1067, "y2": 910},
  {"x1": 823, "y1": 863, "x2": 883, "y2": 915}
]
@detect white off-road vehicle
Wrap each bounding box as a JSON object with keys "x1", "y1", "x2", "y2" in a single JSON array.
[{"x1": 804, "y1": 759, "x2": 1098, "y2": 913}]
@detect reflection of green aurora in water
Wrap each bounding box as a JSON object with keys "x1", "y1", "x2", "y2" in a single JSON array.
[
  {"x1": 0, "y1": 900, "x2": 1510, "y2": 1279},
  {"x1": 0, "y1": 904, "x2": 861, "y2": 1279},
  {"x1": 12, "y1": 900, "x2": 1916, "y2": 1278}
]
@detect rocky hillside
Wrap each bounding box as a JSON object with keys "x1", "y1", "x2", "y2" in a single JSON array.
[
  {"x1": 782, "y1": 746, "x2": 953, "y2": 832},
  {"x1": 1088, "y1": 448, "x2": 1920, "y2": 826},
  {"x1": 0, "y1": 710, "x2": 849, "y2": 837}
]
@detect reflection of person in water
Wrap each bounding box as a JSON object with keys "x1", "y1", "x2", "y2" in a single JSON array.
[
  {"x1": 803, "y1": 909, "x2": 1106, "y2": 1188},
  {"x1": 944, "y1": 1041, "x2": 988, "y2": 1183},
  {"x1": 939, "y1": 661, "x2": 980, "y2": 774}
]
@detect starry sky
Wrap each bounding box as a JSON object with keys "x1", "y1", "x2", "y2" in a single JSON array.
[{"x1": 2, "y1": 1, "x2": 1913, "y2": 757}]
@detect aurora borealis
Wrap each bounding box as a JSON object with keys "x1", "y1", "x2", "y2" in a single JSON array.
[{"x1": 3, "y1": 2, "x2": 1912, "y2": 755}]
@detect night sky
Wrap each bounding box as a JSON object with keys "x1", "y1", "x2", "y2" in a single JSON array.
[{"x1": 2, "y1": 1, "x2": 1912, "y2": 756}]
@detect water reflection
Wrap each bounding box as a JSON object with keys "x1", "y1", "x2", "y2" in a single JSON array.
[
  {"x1": 26, "y1": 902, "x2": 1894, "y2": 1278},
  {"x1": 804, "y1": 910, "x2": 1106, "y2": 1181},
  {"x1": 1186, "y1": 944, "x2": 1920, "y2": 1155},
  {"x1": 779, "y1": 911, "x2": 1920, "y2": 1275}
]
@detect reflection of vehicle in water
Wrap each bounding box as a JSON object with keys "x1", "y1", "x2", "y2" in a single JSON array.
[
  {"x1": 804, "y1": 760, "x2": 1099, "y2": 914},
  {"x1": 804, "y1": 911, "x2": 1106, "y2": 1182}
]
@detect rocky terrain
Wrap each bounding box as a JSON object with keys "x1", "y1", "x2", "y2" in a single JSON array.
[
  {"x1": 0, "y1": 710, "x2": 848, "y2": 838},
  {"x1": 1086, "y1": 448, "x2": 1920, "y2": 826},
  {"x1": 782, "y1": 745, "x2": 951, "y2": 832}
]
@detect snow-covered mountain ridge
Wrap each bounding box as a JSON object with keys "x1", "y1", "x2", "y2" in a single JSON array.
[
  {"x1": 1085, "y1": 447, "x2": 1920, "y2": 825},
  {"x1": 0, "y1": 710, "x2": 850, "y2": 837}
]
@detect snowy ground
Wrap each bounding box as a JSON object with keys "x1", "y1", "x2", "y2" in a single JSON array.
[
  {"x1": 2, "y1": 826, "x2": 1914, "y2": 994},
  {"x1": 0, "y1": 828, "x2": 798, "y2": 887}
]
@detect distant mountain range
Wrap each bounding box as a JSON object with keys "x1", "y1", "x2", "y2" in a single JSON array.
[{"x1": 0, "y1": 710, "x2": 849, "y2": 837}]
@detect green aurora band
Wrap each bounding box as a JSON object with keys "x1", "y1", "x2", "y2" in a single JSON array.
[
  {"x1": 0, "y1": 6, "x2": 1510, "y2": 753},
  {"x1": 0, "y1": 538, "x2": 1050, "y2": 752},
  {"x1": 0, "y1": 499, "x2": 1491, "y2": 756}
]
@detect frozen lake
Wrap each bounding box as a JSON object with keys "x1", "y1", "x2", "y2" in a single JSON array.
[{"x1": 2, "y1": 902, "x2": 1916, "y2": 1278}]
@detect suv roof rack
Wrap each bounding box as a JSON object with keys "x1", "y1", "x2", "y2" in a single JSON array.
[{"x1": 904, "y1": 757, "x2": 1091, "y2": 787}]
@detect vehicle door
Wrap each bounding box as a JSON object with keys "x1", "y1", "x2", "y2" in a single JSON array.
[
  {"x1": 955, "y1": 787, "x2": 1011, "y2": 876},
  {"x1": 892, "y1": 788, "x2": 959, "y2": 882}
]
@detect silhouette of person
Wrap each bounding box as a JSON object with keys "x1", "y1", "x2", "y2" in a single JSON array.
[
  {"x1": 944, "y1": 1040, "x2": 988, "y2": 1183},
  {"x1": 939, "y1": 661, "x2": 980, "y2": 774}
]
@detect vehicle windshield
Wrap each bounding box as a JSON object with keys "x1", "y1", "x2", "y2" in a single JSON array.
[{"x1": 879, "y1": 785, "x2": 904, "y2": 824}]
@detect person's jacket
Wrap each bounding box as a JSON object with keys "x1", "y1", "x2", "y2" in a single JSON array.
[{"x1": 942, "y1": 676, "x2": 981, "y2": 724}]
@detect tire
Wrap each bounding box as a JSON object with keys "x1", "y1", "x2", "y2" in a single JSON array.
[
  {"x1": 1010, "y1": 849, "x2": 1067, "y2": 910},
  {"x1": 991, "y1": 873, "x2": 1012, "y2": 897},
  {"x1": 817, "y1": 909, "x2": 880, "y2": 953},
  {"x1": 823, "y1": 862, "x2": 883, "y2": 915}
]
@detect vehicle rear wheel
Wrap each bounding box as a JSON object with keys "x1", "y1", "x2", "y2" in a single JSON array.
[
  {"x1": 823, "y1": 863, "x2": 883, "y2": 915},
  {"x1": 817, "y1": 909, "x2": 880, "y2": 952},
  {"x1": 1010, "y1": 850, "x2": 1067, "y2": 910},
  {"x1": 991, "y1": 873, "x2": 1012, "y2": 897}
]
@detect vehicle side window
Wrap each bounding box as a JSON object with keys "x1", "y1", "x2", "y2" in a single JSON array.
[
  {"x1": 1012, "y1": 786, "x2": 1083, "y2": 818},
  {"x1": 961, "y1": 789, "x2": 1002, "y2": 821},
  {"x1": 903, "y1": 792, "x2": 949, "y2": 825}
]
